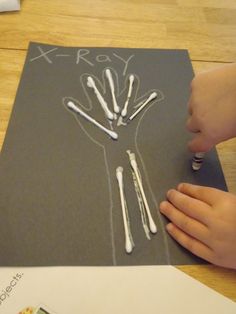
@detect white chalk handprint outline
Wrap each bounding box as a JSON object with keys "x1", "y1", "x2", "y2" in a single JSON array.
[{"x1": 63, "y1": 67, "x2": 170, "y2": 265}]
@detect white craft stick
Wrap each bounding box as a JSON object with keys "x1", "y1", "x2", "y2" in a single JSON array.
[
  {"x1": 128, "y1": 92, "x2": 157, "y2": 121},
  {"x1": 105, "y1": 69, "x2": 120, "y2": 114},
  {"x1": 87, "y1": 76, "x2": 114, "y2": 120},
  {"x1": 66, "y1": 101, "x2": 118, "y2": 140},
  {"x1": 116, "y1": 167, "x2": 135, "y2": 254},
  {"x1": 192, "y1": 152, "x2": 205, "y2": 171},
  {"x1": 127, "y1": 150, "x2": 157, "y2": 234},
  {"x1": 121, "y1": 74, "x2": 135, "y2": 117}
]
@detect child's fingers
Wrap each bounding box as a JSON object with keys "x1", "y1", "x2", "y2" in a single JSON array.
[
  {"x1": 187, "y1": 92, "x2": 196, "y2": 115},
  {"x1": 165, "y1": 189, "x2": 211, "y2": 226},
  {"x1": 177, "y1": 183, "x2": 224, "y2": 207},
  {"x1": 186, "y1": 115, "x2": 199, "y2": 133},
  {"x1": 166, "y1": 223, "x2": 214, "y2": 263},
  {"x1": 187, "y1": 133, "x2": 212, "y2": 152},
  {"x1": 160, "y1": 201, "x2": 211, "y2": 246}
]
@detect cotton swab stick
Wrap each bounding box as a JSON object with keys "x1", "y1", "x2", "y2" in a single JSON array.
[
  {"x1": 128, "y1": 92, "x2": 157, "y2": 121},
  {"x1": 131, "y1": 168, "x2": 151, "y2": 240},
  {"x1": 116, "y1": 167, "x2": 135, "y2": 254},
  {"x1": 66, "y1": 101, "x2": 118, "y2": 140},
  {"x1": 87, "y1": 76, "x2": 114, "y2": 120},
  {"x1": 127, "y1": 150, "x2": 157, "y2": 234},
  {"x1": 121, "y1": 74, "x2": 135, "y2": 117},
  {"x1": 105, "y1": 69, "x2": 120, "y2": 114},
  {"x1": 192, "y1": 152, "x2": 205, "y2": 171}
]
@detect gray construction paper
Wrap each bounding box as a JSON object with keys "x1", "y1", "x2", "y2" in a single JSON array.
[{"x1": 0, "y1": 42, "x2": 227, "y2": 266}]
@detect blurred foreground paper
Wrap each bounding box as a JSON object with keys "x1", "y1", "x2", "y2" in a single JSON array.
[
  {"x1": 0, "y1": 0, "x2": 20, "y2": 12},
  {"x1": 0, "y1": 266, "x2": 235, "y2": 314}
]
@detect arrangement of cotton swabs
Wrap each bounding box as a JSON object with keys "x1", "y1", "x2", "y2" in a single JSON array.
[
  {"x1": 66, "y1": 69, "x2": 158, "y2": 140},
  {"x1": 65, "y1": 69, "x2": 206, "y2": 254},
  {"x1": 116, "y1": 150, "x2": 157, "y2": 254}
]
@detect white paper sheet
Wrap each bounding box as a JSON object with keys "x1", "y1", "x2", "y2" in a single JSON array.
[
  {"x1": 0, "y1": 266, "x2": 235, "y2": 314},
  {"x1": 0, "y1": 0, "x2": 20, "y2": 12}
]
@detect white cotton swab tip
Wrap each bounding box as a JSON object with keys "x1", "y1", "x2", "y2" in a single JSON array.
[
  {"x1": 105, "y1": 69, "x2": 113, "y2": 88},
  {"x1": 125, "y1": 241, "x2": 133, "y2": 254},
  {"x1": 67, "y1": 101, "x2": 79, "y2": 111},
  {"x1": 129, "y1": 74, "x2": 134, "y2": 84},
  {"x1": 109, "y1": 131, "x2": 118, "y2": 140},
  {"x1": 121, "y1": 108, "x2": 127, "y2": 118},
  {"x1": 149, "y1": 92, "x2": 158, "y2": 100},
  {"x1": 87, "y1": 76, "x2": 94, "y2": 88},
  {"x1": 149, "y1": 220, "x2": 157, "y2": 234},
  {"x1": 116, "y1": 166, "x2": 124, "y2": 181}
]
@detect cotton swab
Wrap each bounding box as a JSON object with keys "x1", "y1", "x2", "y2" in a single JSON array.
[
  {"x1": 127, "y1": 150, "x2": 157, "y2": 234},
  {"x1": 87, "y1": 76, "x2": 114, "y2": 120},
  {"x1": 128, "y1": 92, "x2": 157, "y2": 121},
  {"x1": 105, "y1": 69, "x2": 120, "y2": 114},
  {"x1": 66, "y1": 101, "x2": 118, "y2": 140},
  {"x1": 121, "y1": 74, "x2": 135, "y2": 117},
  {"x1": 116, "y1": 167, "x2": 135, "y2": 254}
]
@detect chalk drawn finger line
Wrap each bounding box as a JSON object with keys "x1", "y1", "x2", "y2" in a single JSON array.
[{"x1": 113, "y1": 53, "x2": 134, "y2": 76}]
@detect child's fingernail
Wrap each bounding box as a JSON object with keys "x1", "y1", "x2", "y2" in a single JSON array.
[
  {"x1": 159, "y1": 201, "x2": 167, "y2": 212},
  {"x1": 166, "y1": 223, "x2": 173, "y2": 232}
]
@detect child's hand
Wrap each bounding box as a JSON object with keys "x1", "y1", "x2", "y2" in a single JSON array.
[
  {"x1": 187, "y1": 63, "x2": 236, "y2": 152},
  {"x1": 160, "y1": 183, "x2": 236, "y2": 269}
]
